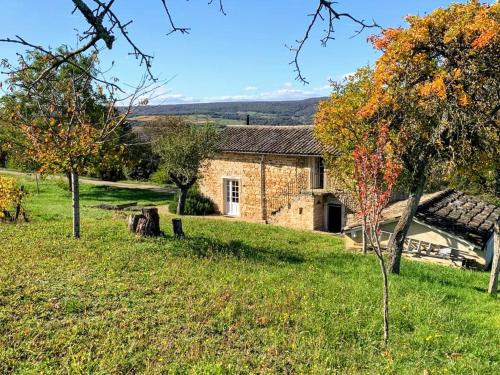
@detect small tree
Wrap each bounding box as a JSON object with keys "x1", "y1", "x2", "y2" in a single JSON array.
[
  {"x1": 353, "y1": 124, "x2": 401, "y2": 345},
  {"x1": 1, "y1": 49, "x2": 139, "y2": 238},
  {"x1": 148, "y1": 118, "x2": 219, "y2": 215},
  {"x1": 315, "y1": 67, "x2": 377, "y2": 253}
]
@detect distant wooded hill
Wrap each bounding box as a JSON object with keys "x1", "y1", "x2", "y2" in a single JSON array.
[{"x1": 130, "y1": 97, "x2": 326, "y2": 125}]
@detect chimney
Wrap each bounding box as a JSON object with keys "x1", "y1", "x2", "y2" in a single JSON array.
[{"x1": 246, "y1": 114, "x2": 250, "y2": 125}]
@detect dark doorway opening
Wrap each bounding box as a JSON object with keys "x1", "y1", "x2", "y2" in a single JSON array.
[{"x1": 326, "y1": 204, "x2": 342, "y2": 233}]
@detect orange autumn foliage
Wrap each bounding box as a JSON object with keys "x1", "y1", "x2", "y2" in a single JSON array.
[
  {"x1": 362, "y1": 1, "x2": 499, "y2": 119},
  {"x1": 314, "y1": 67, "x2": 377, "y2": 186},
  {"x1": 317, "y1": 1, "x2": 499, "y2": 204},
  {"x1": 418, "y1": 76, "x2": 447, "y2": 99},
  {"x1": 367, "y1": 27, "x2": 403, "y2": 51}
]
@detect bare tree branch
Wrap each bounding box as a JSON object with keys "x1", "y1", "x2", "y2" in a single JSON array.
[
  {"x1": 287, "y1": 0, "x2": 380, "y2": 84},
  {"x1": 208, "y1": 0, "x2": 227, "y2": 16},
  {"x1": 160, "y1": 0, "x2": 191, "y2": 35},
  {"x1": 0, "y1": 0, "x2": 211, "y2": 86}
]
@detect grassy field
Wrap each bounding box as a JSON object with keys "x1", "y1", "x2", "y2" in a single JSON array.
[{"x1": 1, "y1": 177, "x2": 499, "y2": 374}]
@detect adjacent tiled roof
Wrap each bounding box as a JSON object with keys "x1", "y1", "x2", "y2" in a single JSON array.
[
  {"x1": 218, "y1": 125, "x2": 338, "y2": 156},
  {"x1": 345, "y1": 191, "x2": 443, "y2": 229},
  {"x1": 415, "y1": 190, "x2": 500, "y2": 248},
  {"x1": 346, "y1": 189, "x2": 500, "y2": 248}
]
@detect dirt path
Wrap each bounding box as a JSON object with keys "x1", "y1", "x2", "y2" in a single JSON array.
[{"x1": 0, "y1": 169, "x2": 177, "y2": 194}]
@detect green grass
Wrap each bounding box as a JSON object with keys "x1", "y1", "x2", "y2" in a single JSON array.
[{"x1": 1, "y1": 178, "x2": 499, "y2": 374}]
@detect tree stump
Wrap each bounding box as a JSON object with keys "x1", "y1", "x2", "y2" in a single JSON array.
[
  {"x1": 128, "y1": 208, "x2": 161, "y2": 237},
  {"x1": 128, "y1": 214, "x2": 141, "y2": 233},
  {"x1": 172, "y1": 218, "x2": 185, "y2": 238}
]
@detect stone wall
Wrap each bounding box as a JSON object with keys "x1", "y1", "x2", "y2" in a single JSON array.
[
  {"x1": 267, "y1": 193, "x2": 324, "y2": 231},
  {"x1": 199, "y1": 152, "x2": 364, "y2": 231},
  {"x1": 198, "y1": 152, "x2": 314, "y2": 223}
]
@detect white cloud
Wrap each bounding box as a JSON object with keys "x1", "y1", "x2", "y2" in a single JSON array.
[
  {"x1": 313, "y1": 84, "x2": 331, "y2": 92},
  {"x1": 148, "y1": 88, "x2": 198, "y2": 105},
  {"x1": 205, "y1": 82, "x2": 333, "y2": 102},
  {"x1": 145, "y1": 81, "x2": 332, "y2": 105},
  {"x1": 203, "y1": 86, "x2": 314, "y2": 102}
]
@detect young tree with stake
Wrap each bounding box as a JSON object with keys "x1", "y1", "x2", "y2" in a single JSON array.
[
  {"x1": 315, "y1": 67, "x2": 377, "y2": 253},
  {"x1": 352, "y1": 123, "x2": 401, "y2": 344}
]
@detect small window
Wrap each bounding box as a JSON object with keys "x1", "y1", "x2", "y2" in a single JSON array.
[{"x1": 312, "y1": 157, "x2": 324, "y2": 189}]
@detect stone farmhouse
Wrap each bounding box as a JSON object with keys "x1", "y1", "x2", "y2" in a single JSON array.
[
  {"x1": 199, "y1": 125, "x2": 360, "y2": 232},
  {"x1": 199, "y1": 125, "x2": 499, "y2": 269}
]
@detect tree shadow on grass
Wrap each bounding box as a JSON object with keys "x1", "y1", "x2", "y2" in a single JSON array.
[
  {"x1": 167, "y1": 236, "x2": 305, "y2": 266},
  {"x1": 80, "y1": 185, "x2": 172, "y2": 205}
]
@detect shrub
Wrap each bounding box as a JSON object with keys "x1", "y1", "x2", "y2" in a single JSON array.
[
  {"x1": 0, "y1": 176, "x2": 27, "y2": 222},
  {"x1": 169, "y1": 189, "x2": 215, "y2": 215},
  {"x1": 149, "y1": 167, "x2": 172, "y2": 186}
]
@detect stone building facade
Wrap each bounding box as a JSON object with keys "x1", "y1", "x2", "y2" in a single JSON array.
[{"x1": 198, "y1": 125, "x2": 356, "y2": 232}]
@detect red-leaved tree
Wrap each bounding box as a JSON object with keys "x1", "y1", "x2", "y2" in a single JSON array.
[{"x1": 353, "y1": 123, "x2": 401, "y2": 345}]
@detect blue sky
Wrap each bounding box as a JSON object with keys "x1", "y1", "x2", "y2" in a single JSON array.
[{"x1": 0, "y1": 0, "x2": 467, "y2": 104}]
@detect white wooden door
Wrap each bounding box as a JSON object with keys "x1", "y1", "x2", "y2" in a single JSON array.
[{"x1": 224, "y1": 179, "x2": 240, "y2": 216}]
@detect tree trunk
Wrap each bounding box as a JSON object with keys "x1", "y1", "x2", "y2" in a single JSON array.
[
  {"x1": 13, "y1": 185, "x2": 25, "y2": 222},
  {"x1": 378, "y1": 254, "x2": 390, "y2": 345},
  {"x1": 369, "y1": 228, "x2": 390, "y2": 345},
  {"x1": 488, "y1": 222, "x2": 500, "y2": 295},
  {"x1": 135, "y1": 208, "x2": 161, "y2": 237},
  {"x1": 177, "y1": 187, "x2": 188, "y2": 215},
  {"x1": 71, "y1": 170, "x2": 80, "y2": 239},
  {"x1": 387, "y1": 168, "x2": 427, "y2": 274},
  {"x1": 14, "y1": 203, "x2": 21, "y2": 222},
  {"x1": 35, "y1": 173, "x2": 40, "y2": 194},
  {"x1": 362, "y1": 223, "x2": 367, "y2": 254},
  {"x1": 495, "y1": 167, "x2": 500, "y2": 198},
  {"x1": 67, "y1": 172, "x2": 73, "y2": 192}
]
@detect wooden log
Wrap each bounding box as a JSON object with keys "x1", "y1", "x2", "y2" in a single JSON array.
[
  {"x1": 94, "y1": 202, "x2": 138, "y2": 211},
  {"x1": 172, "y1": 218, "x2": 185, "y2": 238},
  {"x1": 135, "y1": 208, "x2": 161, "y2": 237}
]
